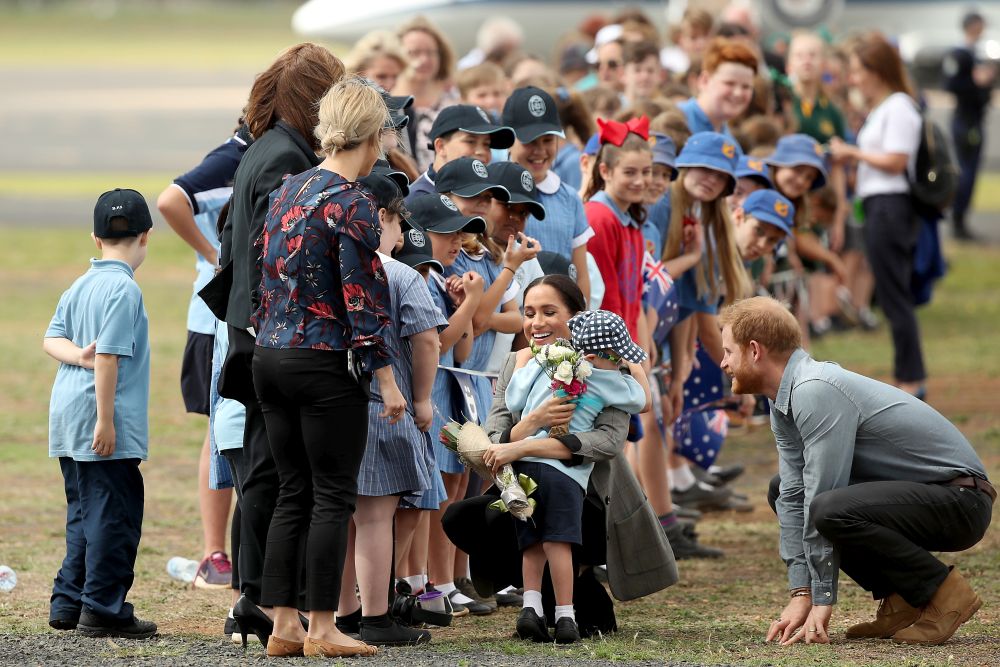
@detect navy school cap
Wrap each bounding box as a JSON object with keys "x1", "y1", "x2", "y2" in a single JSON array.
[
  {"x1": 501, "y1": 87, "x2": 566, "y2": 144},
  {"x1": 369, "y1": 159, "x2": 410, "y2": 196},
  {"x1": 359, "y1": 172, "x2": 406, "y2": 215},
  {"x1": 93, "y1": 188, "x2": 153, "y2": 238},
  {"x1": 488, "y1": 161, "x2": 546, "y2": 220},
  {"x1": 387, "y1": 94, "x2": 414, "y2": 129},
  {"x1": 395, "y1": 225, "x2": 444, "y2": 273},
  {"x1": 406, "y1": 193, "x2": 487, "y2": 235},
  {"x1": 428, "y1": 104, "x2": 515, "y2": 149},
  {"x1": 742, "y1": 189, "x2": 795, "y2": 236},
  {"x1": 435, "y1": 157, "x2": 510, "y2": 201}
]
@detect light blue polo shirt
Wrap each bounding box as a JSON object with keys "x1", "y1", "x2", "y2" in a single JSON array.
[
  {"x1": 679, "y1": 97, "x2": 734, "y2": 137},
  {"x1": 46, "y1": 259, "x2": 150, "y2": 461}
]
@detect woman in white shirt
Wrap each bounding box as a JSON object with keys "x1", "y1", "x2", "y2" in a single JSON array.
[{"x1": 830, "y1": 32, "x2": 926, "y2": 397}]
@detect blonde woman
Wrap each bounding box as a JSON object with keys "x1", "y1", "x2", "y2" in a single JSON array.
[{"x1": 249, "y1": 78, "x2": 403, "y2": 659}]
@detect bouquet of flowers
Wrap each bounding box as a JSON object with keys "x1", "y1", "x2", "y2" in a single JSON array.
[
  {"x1": 529, "y1": 338, "x2": 592, "y2": 437},
  {"x1": 439, "y1": 420, "x2": 536, "y2": 521}
]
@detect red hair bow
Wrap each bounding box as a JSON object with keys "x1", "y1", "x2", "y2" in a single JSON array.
[{"x1": 596, "y1": 116, "x2": 650, "y2": 146}]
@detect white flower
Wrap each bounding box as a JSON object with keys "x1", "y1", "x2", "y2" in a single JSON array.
[
  {"x1": 534, "y1": 352, "x2": 548, "y2": 366},
  {"x1": 576, "y1": 360, "x2": 593, "y2": 379},
  {"x1": 548, "y1": 344, "x2": 575, "y2": 362},
  {"x1": 554, "y1": 361, "x2": 574, "y2": 384}
]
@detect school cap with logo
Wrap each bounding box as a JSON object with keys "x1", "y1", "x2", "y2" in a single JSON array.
[
  {"x1": 649, "y1": 132, "x2": 678, "y2": 178},
  {"x1": 395, "y1": 226, "x2": 443, "y2": 273},
  {"x1": 406, "y1": 193, "x2": 487, "y2": 235},
  {"x1": 486, "y1": 161, "x2": 546, "y2": 220},
  {"x1": 502, "y1": 87, "x2": 566, "y2": 144},
  {"x1": 359, "y1": 169, "x2": 409, "y2": 220},
  {"x1": 428, "y1": 104, "x2": 515, "y2": 149},
  {"x1": 370, "y1": 159, "x2": 410, "y2": 194},
  {"x1": 435, "y1": 157, "x2": 510, "y2": 201},
  {"x1": 735, "y1": 155, "x2": 774, "y2": 189},
  {"x1": 742, "y1": 189, "x2": 795, "y2": 236},
  {"x1": 765, "y1": 133, "x2": 828, "y2": 190},
  {"x1": 675, "y1": 131, "x2": 742, "y2": 196},
  {"x1": 94, "y1": 188, "x2": 153, "y2": 238},
  {"x1": 567, "y1": 309, "x2": 647, "y2": 363}
]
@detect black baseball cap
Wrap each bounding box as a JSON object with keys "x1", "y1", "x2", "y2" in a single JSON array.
[
  {"x1": 501, "y1": 87, "x2": 565, "y2": 144},
  {"x1": 359, "y1": 172, "x2": 405, "y2": 213},
  {"x1": 369, "y1": 159, "x2": 410, "y2": 195},
  {"x1": 387, "y1": 94, "x2": 414, "y2": 130},
  {"x1": 407, "y1": 193, "x2": 486, "y2": 235},
  {"x1": 435, "y1": 157, "x2": 510, "y2": 201},
  {"x1": 488, "y1": 161, "x2": 546, "y2": 220},
  {"x1": 93, "y1": 188, "x2": 153, "y2": 238},
  {"x1": 428, "y1": 104, "x2": 515, "y2": 149},
  {"x1": 394, "y1": 225, "x2": 443, "y2": 273}
]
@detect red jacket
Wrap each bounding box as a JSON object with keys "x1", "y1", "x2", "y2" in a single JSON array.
[{"x1": 586, "y1": 197, "x2": 644, "y2": 340}]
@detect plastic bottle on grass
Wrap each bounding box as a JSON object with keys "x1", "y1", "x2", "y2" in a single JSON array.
[
  {"x1": 166, "y1": 557, "x2": 199, "y2": 584},
  {"x1": 0, "y1": 565, "x2": 17, "y2": 592}
]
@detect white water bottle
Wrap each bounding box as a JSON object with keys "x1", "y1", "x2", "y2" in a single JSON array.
[
  {"x1": 166, "y1": 557, "x2": 199, "y2": 583},
  {"x1": 0, "y1": 565, "x2": 17, "y2": 592}
]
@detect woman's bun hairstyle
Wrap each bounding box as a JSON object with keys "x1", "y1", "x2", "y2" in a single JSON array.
[{"x1": 315, "y1": 76, "x2": 391, "y2": 155}]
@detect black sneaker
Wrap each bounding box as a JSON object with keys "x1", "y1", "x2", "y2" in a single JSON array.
[
  {"x1": 495, "y1": 590, "x2": 523, "y2": 607},
  {"x1": 48, "y1": 617, "x2": 78, "y2": 631},
  {"x1": 554, "y1": 617, "x2": 581, "y2": 644},
  {"x1": 664, "y1": 521, "x2": 724, "y2": 560},
  {"x1": 707, "y1": 463, "x2": 745, "y2": 484},
  {"x1": 455, "y1": 576, "x2": 498, "y2": 612},
  {"x1": 515, "y1": 607, "x2": 551, "y2": 642},
  {"x1": 671, "y1": 482, "x2": 733, "y2": 512},
  {"x1": 360, "y1": 616, "x2": 432, "y2": 646},
  {"x1": 447, "y1": 589, "x2": 493, "y2": 616},
  {"x1": 77, "y1": 610, "x2": 157, "y2": 639}
]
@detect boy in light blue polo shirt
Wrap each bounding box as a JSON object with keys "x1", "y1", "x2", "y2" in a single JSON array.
[{"x1": 42, "y1": 188, "x2": 157, "y2": 639}]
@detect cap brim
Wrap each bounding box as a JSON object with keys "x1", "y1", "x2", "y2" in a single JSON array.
[
  {"x1": 765, "y1": 158, "x2": 828, "y2": 190},
  {"x1": 450, "y1": 184, "x2": 510, "y2": 202},
  {"x1": 456, "y1": 125, "x2": 516, "y2": 149},
  {"x1": 747, "y1": 211, "x2": 792, "y2": 236},
  {"x1": 426, "y1": 215, "x2": 487, "y2": 235},
  {"x1": 620, "y1": 339, "x2": 647, "y2": 363},
  {"x1": 675, "y1": 160, "x2": 736, "y2": 196},
  {"x1": 506, "y1": 194, "x2": 545, "y2": 220},
  {"x1": 735, "y1": 170, "x2": 774, "y2": 188},
  {"x1": 513, "y1": 125, "x2": 566, "y2": 144},
  {"x1": 395, "y1": 253, "x2": 443, "y2": 273}
]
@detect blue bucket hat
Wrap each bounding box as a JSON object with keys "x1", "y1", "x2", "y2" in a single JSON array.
[
  {"x1": 675, "y1": 131, "x2": 741, "y2": 196},
  {"x1": 765, "y1": 134, "x2": 828, "y2": 190},
  {"x1": 735, "y1": 155, "x2": 773, "y2": 189},
  {"x1": 742, "y1": 189, "x2": 796, "y2": 236},
  {"x1": 649, "y1": 132, "x2": 678, "y2": 179}
]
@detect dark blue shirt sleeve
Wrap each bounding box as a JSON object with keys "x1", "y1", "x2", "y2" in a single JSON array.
[{"x1": 173, "y1": 137, "x2": 245, "y2": 215}]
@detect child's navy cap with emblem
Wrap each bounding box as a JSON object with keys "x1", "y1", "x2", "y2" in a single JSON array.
[
  {"x1": 650, "y1": 132, "x2": 678, "y2": 179},
  {"x1": 94, "y1": 188, "x2": 153, "y2": 238},
  {"x1": 765, "y1": 133, "x2": 828, "y2": 190},
  {"x1": 502, "y1": 86, "x2": 566, "y2": 144},
  {"x1": 434, "y1": 157, "x2": 510, "y2": 201},
  {"x1": 567, "y1": 310, "x2": 647, "y2": 363},
  {"x1": 395, "y1": 226, "x2": 443, "y2": 273},
  {"x1": 484, "y1": 161, "x2": 546, "y2": 220},
  {"x1": 359, "y1": 165, "x2": 411, "y2": 227},
  {"x1": 675, "y1": 131, "x2": 742, "y2": 196},
  {"x1": 406, "y1": 193, "x2": 487, "y2": 235},
  {"x1": 735, "y1": 155, "x2": 774, "y2": 189},
  {"x1": 742, "y1": 189, "x2": 795, "y2": 236},
  {"x1": 428, "y1": 104, "x2": 515, "y2": 149}
]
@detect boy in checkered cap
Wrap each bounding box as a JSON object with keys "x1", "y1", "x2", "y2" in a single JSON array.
[{"x1": 502, "y1": 308, "x2": 648, "y2": 644}]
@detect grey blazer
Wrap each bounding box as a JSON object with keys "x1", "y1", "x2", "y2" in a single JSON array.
[{"x1": 485, "y1": 353, "x2": 678, "y2": 601}]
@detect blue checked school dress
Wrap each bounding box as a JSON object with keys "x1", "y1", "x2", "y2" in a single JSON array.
[{"x1": 427, "y1": 270, "x2": 466, "y2": 475}]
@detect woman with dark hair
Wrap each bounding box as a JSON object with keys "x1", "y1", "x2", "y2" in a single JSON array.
[
  {"x1": 829, "y1": 32, "x2": 926, "y2": 397},
  {"x1": 443, "y1": 274, "x2": 677, "y2": 637},
  {"x1": 216, "y1": 42, "x2": 344, "y2": 638}
]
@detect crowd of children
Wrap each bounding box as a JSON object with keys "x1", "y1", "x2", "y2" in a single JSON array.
[{"x1": 42, "y1": 2, "x2": 944, "y2": 653}]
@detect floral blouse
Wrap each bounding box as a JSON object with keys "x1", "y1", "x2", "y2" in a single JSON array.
[{"x1": 252, "y1": 167, "x2": 391, "y2": 373}]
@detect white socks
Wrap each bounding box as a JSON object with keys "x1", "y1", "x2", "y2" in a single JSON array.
[
  {"x1": 554, "y1": 604, "x2": 575, "y2": 622},
  {"x1": 404, "y1": 574, "x2": 426, "y2": 591},
  {"x1": 522, "y1": 589, "x2": 543, "y2": 616},
  {"x1": 436, "y1": 581, "x2": 475, "y2": 604},
  {"x1": 669, "y1": 464, "x2": 696, "y2": 492}
]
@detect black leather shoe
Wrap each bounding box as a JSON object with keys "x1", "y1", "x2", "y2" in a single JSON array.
[
  {"x1": 360, "y1": 615, "x2": 431, "y2": 646},
  {"x1": 77, "y1": 610, "x2": 157, "y2": 639},
  {"x1": 664, "y1": 521, "x2": 724, "y2": 559},
  {"x1": 554, "y1": 617, "x2": 581, "y2": 644},
  {"x1": 495, "y1": 590, "x2": 523, "y2": 607},
  {"x1": 515, "y1": 607, "x2": 551, "y2": 642}
]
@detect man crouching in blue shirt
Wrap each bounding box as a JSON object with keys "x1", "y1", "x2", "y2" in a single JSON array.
[
  {"x1": 719, "y1": 296, "x2": 993, "y2": 647},
  {"x1": 42, "y1": 188, "x2": 157, "y2": 639}
]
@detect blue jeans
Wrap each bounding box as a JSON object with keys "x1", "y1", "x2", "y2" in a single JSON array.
[{"x1": 50, "y1": 457, "x2": 144, "y2": 623}]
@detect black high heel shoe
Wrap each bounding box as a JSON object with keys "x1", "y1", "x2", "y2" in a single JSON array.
[{"x1": 232, "y1": 595, "x2": 273, "y2": 648}]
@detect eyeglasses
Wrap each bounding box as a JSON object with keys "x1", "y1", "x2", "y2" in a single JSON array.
[{"x1": 599, "y1": 59, "x2": 621, "y2": 70}]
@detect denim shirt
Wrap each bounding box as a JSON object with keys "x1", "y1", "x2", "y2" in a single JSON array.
[{"x1": 770, "y1": 349, "x2": 987, "y2": 604}]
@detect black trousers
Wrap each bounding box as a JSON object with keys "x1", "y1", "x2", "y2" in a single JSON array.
[
  {"x1": 50, "y1": 458, "x2": 143, "y2": 623},
  {"x1": 219, "y1": 325, "x2": 280, "y2": 604},
  {"x1": 863, "y1": 194, "x2": 926, "y2": 383},
  {"x1": 253, "y1": 346, "x2": 369, "y2": 611},
  {"x1": 951, "y1": 116, "x2": 984, "y2": 231},
  {"x1": 768, "y1": 474, "x2": 992, "y2": 607}
]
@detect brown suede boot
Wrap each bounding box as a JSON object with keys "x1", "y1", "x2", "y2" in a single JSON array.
[
  {"x1": 892, "y1": 568, "x2": 983, "y2": 645},
  {"x1": 845, "y1": 593, "x2": 921, "y2": 639}
]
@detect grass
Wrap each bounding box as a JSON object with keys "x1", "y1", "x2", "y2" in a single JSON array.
[{"x1": 0, "y1": 228, "x2": 997, "y2": 666}]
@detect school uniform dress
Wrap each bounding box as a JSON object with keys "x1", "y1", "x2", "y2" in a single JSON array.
[
  {"x1": 445, "y1": 249, "x2": 519, "y2": 421},
  {"x1": 527, "y1": 171, "x2": 594, "y2": 262},
  {"x1": 585, "y1": 191, "x2": 644, "y2": 340},
  {"x1": 252, "y1": 167, "x2": 391, "y2": 612},
  {"x1": 427, "y1": 270, "x2": 465, "y2": 475},
  {"x1": 643, "y1": 191, "x2": 671, "y2": 260},
  {"x1": 46, "y1": 259, "x2": 149, "y2": 625},
  {"x1": 358, "y1": 254, "x2": 448, "y2": 502},
  {"x1": 855, "y1": 92, "x2": 925, "y2": 383},
  {"x1": 170, "y1": 128, "x2": 251, "y2": 414},
  {"x1": 666, "y1": 204, "x2": 722, "y2": 322}
]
